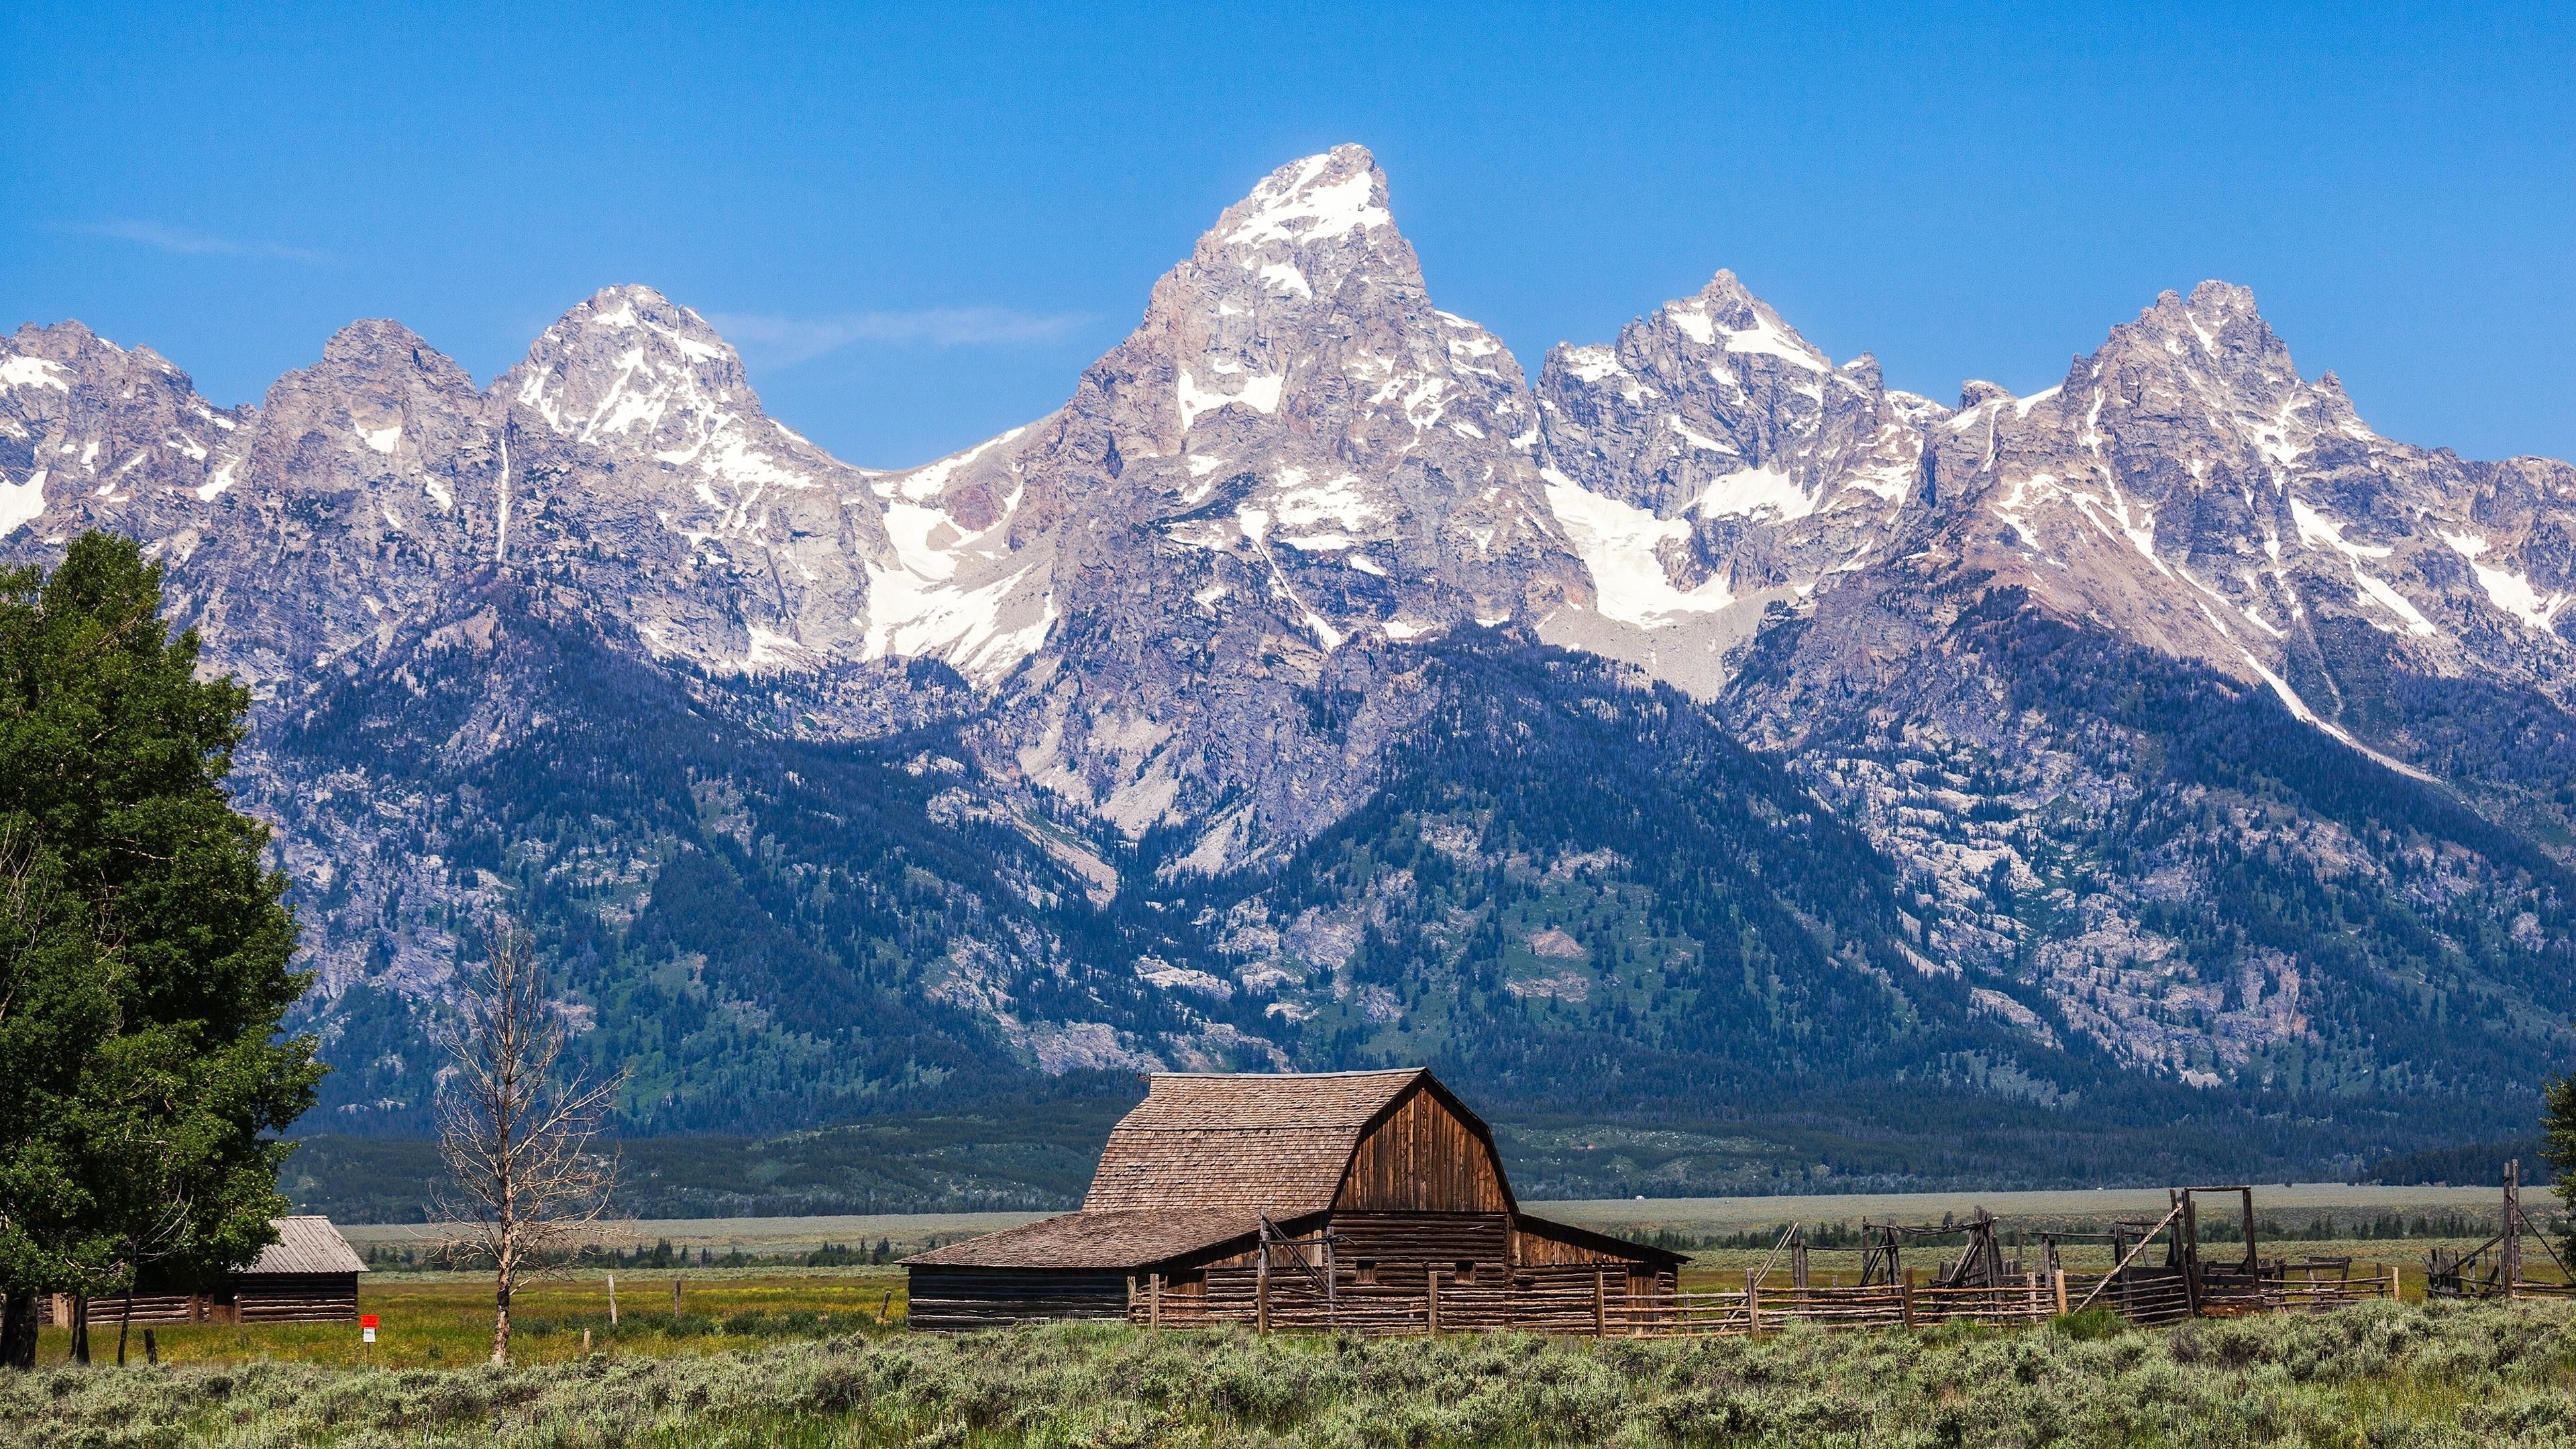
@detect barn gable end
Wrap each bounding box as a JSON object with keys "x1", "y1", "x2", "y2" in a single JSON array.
[{"x1": 1335, "y1": 1076, "x2": 1513, "y2": 1214}]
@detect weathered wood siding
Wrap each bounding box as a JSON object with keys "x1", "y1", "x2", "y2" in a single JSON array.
[
  {"x1": 230, "y1": 1273, "x2": 362, "y2": 1324},
  {"x1": 1336, "y1": 1212, "x2": 1513, "y2": 1283},
  {"x1": 908, "y1": 1268, "x2": 1130, "y2": 1331},
  {"x1": 1335, "y1": 1085, "x2": 1510, "y2": 1212}
]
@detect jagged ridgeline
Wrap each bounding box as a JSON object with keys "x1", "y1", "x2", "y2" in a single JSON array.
[{"x1": 5, "y1": 142, "x2": 2573, "y2": 1191}]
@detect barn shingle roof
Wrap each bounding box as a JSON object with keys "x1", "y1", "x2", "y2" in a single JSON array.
[
  {"x1": 244, "y1": 1217, "x2": 367, "y2": 1275},
  {"x1": 1081, "y1": 1069, "x2": 1427, "y2": 1215},
  {"x1": 904, "y1": 1208, "x2": 1265, "y2": 1270}
]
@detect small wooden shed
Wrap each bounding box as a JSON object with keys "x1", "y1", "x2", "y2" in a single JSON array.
[
  {"x1": 906, "y1": 1068, "x2": 1679, "y2": 1332},
  {"x1": 63, "y1": 1216, "x2": 368, "y2": 1327}
]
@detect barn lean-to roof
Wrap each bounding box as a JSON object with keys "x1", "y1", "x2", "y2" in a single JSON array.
[
  {"x1": 1081, "y1": 1068, "x2": 1511, "y2": 1216},
  {"x1": 1517, "y1": 1213, "x2": 1688, "y2": 1268}
]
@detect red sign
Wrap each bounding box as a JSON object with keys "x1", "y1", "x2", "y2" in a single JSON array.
[{"x1": 360, "y1": 1315, "x2": 379, "y2": 1329}]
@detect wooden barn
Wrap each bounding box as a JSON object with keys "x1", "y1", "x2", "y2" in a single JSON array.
[
  {"x1": 906, "y1": 1069, "x2": 1680, "y2": 1333},
  {"x1": 61, "y1": 1216, "x2": 368, "y2": 1328}
]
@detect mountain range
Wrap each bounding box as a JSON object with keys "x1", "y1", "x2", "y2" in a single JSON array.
[{"x1": 7, "y1": 144, "x2": 2571, "y2": 1195}]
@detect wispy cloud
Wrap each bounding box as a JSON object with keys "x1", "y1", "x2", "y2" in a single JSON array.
[
  {"x1": 710, "y1": 307, "x2": 1096, "y2": 366},
  {"x1": 76, "y1": 220, "x2": 331, "y2": 264}
]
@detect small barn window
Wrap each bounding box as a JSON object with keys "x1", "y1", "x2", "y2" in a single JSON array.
[
  {"x1": 1354, "y1": 1260, "x2": 1377, "y2": 1285},
  {"x1": 1454, "y1": 1260, "x2": 1477, "y2": 1283}
]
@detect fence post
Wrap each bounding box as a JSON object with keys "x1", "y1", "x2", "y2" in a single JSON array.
[
  {"x1": 2386, "y1": 1265, "x2": 2400, "y2": 1304},
  {"x1": 1256, "y1": 1241, "x2": 1271, "y2": 1334},
  {"x1": 1900, "y1": 1270, "x2": 1916, "y2": 1329},
  {"x1": 1150, "y1": 1273, "x2": 1163, "y2": 1330},
  {"x1": 1428, "y1": 1269, "x2": 1440, "y2": 1336},
  {"x1": 2053, "y1": 1269, "x2": 2068, "y2": 1317},
  {"x1": 1593, "y1": 1268, "x2": 1607, "y2": 1337},
  {"x1": 2504, "y1": 1159, "x2": 2522, "y2": 1299},
  {"x1": 1745, "y1": 1270, "x2": 1761, "y2": 1336}
]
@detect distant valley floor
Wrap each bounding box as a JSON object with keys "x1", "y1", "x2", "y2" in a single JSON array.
[{"x1": 327, "y1": 1183, "x2": 2529, "y2": 1259}]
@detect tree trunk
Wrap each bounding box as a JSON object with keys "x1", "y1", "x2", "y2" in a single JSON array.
[
  {"x1": 71, "y1": 1297, "x2": 89, "y2": 1364},
  {"x1": 0, "y1": 1291, "x2": 36, "y2": 1371},
  {"x1": 492, "y1": 1260, "x2": 513, "y2": 1366}
]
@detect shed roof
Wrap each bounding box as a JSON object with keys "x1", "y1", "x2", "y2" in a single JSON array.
[
  {"x1": 1081, "y1": 1069, "x2": 1435, "y2": 1216},
  {"x1": 244, "y1": 1217, "x2": 367, "y2": 1276},
  {"x1": 1515, "y1": 1213, "x2": 1688, "y2": 1268},
  {"x1": 904, "y1": 1208, "x2": 1267, "y2": 1271}
]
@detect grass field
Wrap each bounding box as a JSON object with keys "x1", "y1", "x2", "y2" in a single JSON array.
[
  {"x1": 339, "y1": 1213, "x2": 1044, "y2": 1260},
  {"x1": 1529, "y1": 1184, "x2": 2520, "y2": 1234},
  {"x1": 37, "y1": 1269, "x2": 914, "y2": 1371},
  {"x1": 330, "y1": 1184, "x2": 2538, "y2": 1264},
  {"x1": 13, "y1": 1297, "x2": 2576, "y2": 1447}
]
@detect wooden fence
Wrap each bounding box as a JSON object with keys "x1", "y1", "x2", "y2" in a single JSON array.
[{"x1": 1124, "y1": 1262, "x2": 2398, "y2": 1339}]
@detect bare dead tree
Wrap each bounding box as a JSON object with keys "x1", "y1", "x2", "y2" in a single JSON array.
[{"x1": 431, "y1": 926, "x2": 625, "y2": 1366}]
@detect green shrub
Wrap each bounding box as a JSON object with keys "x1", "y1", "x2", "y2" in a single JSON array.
[{"x1": 2048, "y1": 1307, "x2": 2125, "y2": 1341}]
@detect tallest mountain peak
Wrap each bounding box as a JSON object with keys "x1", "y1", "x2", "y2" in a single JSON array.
[{"x1": 1201, "y1": 144, "x2": 1397, "y2": 264}]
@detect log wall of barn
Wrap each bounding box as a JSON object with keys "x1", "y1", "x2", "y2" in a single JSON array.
[
  {"x1": 231, "y1": 1273, "x2": 362, "y2": 1324},
  {"x1": 909, "y1": 1269, "x2": 1130, "y2": 1331}
]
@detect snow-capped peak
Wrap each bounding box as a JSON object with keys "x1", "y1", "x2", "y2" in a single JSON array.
[{"x1": 1216, "y1": 144, "x2": 1395, "y2": 256}]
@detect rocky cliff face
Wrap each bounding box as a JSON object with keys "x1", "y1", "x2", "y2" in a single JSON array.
[
  {"x1": 5, "y1": 145, "x2": 2572, "y2": 1148},
  {"x1": 1715, "y1": 282, "x2": 2576, "y2": 1084},
  {"x1": 1, "y1": 321, "x2": 248, "y2": 561},
  {"x1": 1530, "y1": 270, "x2": 1940, "y2": 694}
]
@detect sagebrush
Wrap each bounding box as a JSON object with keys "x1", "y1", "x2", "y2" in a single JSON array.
[{"x1": 9, "y1": 1298, "x2": 2576, "y2": 1447}]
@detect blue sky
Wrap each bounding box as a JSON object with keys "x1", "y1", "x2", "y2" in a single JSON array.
[{"x1": 5, "y1": 2, "x2": 2568, "y2": 468}]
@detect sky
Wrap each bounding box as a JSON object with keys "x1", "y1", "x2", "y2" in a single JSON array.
[{"x1": 4, "y1": 1, "x2": 2569, "y2": 470}]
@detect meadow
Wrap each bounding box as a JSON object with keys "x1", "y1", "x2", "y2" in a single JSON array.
[
  {"x1": 327, "y1": 1183, "x2": 2530, "y2": 1264},
  {"x1": 11, "y1": 1295, "x2": 2576, "y2": 1447},
  {"x1": 27, "y1": 1242, "x2": 2541, "y2": 1378},
  {"x1": 34, "y1": 1269, "x2": 915, "y2": 1372}
]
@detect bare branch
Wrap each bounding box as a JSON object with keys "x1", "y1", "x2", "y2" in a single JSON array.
[{"x1": 428, "y1": 924, "x2": 629, "y2": 1364}]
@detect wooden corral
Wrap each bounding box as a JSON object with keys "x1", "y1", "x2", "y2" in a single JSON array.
[
  {"x1": 2426, "y1": 1159, "x2": 2576, "y2": 1301},
  {"x1": 55, "y1": 1216, "x2": 367, "y2": 1328},
  {"x1": 906, "y1": 1069, "x2": 1681, "y2": 1332}
]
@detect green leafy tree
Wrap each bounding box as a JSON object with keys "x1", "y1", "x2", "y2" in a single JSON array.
[
  {"x1": 0, "y1": 533, "x2": 323, "y2": 1368},
  {"x1": 2542, "y1": 1069, "x2": 2576, "y2": 1268}
]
